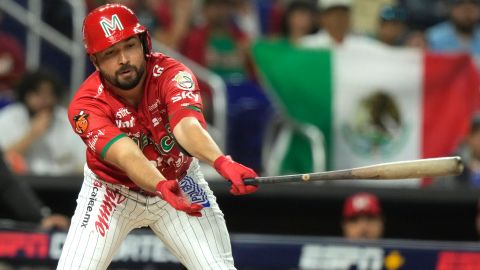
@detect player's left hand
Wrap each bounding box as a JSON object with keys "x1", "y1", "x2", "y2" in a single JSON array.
[
  {"x1": 156, "y1": 180, "x2": 203, "y2": 217},
  {"x1": 214, "y1": 155, "x2": 259, "y2": 196}
]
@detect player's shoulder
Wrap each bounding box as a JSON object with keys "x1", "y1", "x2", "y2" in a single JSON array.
[
  {"x1": 72, "y1": 72, "x2": 103, "y2": 97},
  {"x1": 69, "y1": 72, "x2": 109, "y2": 113},
  {"x1": 148, "y1": 52, "x2": 191, "y2": 75},
  {"x1": 148, "y1": 53, "x2": 197, "y2": 93}
]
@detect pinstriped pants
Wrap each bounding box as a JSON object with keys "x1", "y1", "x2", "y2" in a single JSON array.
[{"x1": 57, "y1": 160, "x2": 235, "y2": 270}]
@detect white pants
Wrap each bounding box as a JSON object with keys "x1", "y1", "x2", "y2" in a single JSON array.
[{"x1": 57, "y1": 159, "x2": 235, "y2": 270}]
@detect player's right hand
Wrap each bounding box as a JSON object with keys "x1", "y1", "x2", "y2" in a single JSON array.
[
  {"x1": 156, "y1": 180, "x2": 203, "y2": 217},
  {"x1": 214, "y1": 155, "x2": 259, "y2": 196}
]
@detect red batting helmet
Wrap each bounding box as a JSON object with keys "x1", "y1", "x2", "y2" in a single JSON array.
[{"x1": 82, "y1": 4, "x2": 151, "y2": 55}]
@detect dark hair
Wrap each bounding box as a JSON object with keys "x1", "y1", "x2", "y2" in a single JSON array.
[
  {"x1": 280, "y1": 0, "x2": 317, "y2": 37},
  {"x1": 379, "y1": 5, "x2": 407, "y2": 22},
  {"x1": 470, "y1": 113, "x2": 480, "y2": 134},
  {"x1": 16, "y1": 69, "x2": 64, "y2": 104}
]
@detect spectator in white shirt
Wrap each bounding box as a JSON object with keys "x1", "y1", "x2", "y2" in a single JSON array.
[
  {"x1": 0, "y1": 70, "x2": 85, "y2": 176},
  {"x1": 299, "y1": 0, "x2": 382, "y2": 50}
]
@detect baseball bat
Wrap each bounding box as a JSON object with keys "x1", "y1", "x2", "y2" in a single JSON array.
[{"x1": 244, "y1": 156, "x2": 463, "y2": 185}]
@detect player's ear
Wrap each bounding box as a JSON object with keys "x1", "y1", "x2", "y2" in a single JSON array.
[{"x1": 89, "y1": 55, "x2": 100, "y2": 71}]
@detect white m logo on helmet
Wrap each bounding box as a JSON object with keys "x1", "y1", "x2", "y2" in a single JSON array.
[{"x1": 100, "y1": 14, "x2": 124, "y2": 37}]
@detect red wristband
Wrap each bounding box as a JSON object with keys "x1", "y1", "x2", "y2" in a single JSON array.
[
  {"x1": 155, "y1": 181, "x2": 167, "y2": 196},
  {"x1": 214, "y1": 155, "x2": 229, "y2": 171}
]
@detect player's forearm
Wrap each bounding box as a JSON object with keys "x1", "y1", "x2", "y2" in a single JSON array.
[
  {"x1": 122, "y1": 155, "x2": 165, "y2": 192},
  {"x1": 173, "y1": 117, "x2": 223, "y2": 166},
  {"x1": 104, "y1": 137, "x2": 166, "y2": 192}
]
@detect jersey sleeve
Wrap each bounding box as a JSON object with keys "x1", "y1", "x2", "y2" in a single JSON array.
[
  {"x1": 160, "y1": 64, "x2": 206, "y2": 130},
  {"x1": 68, "y1": 97, "x2": 126, "y2": 159}
]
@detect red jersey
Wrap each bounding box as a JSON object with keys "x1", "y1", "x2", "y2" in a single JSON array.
[{"x1": 68, "y1": 53, "x2": 206, "y2": 187}]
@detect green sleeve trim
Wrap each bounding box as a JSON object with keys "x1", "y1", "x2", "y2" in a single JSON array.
[
  {"x1": 168, "y1": 106, "x2": 203, "y2": 120},
  {"x1": 185, "y1": 105, "x2": 202, "y2": 113},
  {"x1": 100, "y1": 133, "x2": 127, "y2": 159}
]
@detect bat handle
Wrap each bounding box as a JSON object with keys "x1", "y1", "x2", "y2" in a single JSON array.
[{"x1": 244, "y1": 178, "x2": 258, "y2": 185}]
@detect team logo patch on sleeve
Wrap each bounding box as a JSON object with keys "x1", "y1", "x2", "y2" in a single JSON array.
[
  {"x1": 73, "y1": 111, "x2": 89, "y2": 134},
  {"x1": 172, "y1": 71, "x2": 195, "y2": 91}
]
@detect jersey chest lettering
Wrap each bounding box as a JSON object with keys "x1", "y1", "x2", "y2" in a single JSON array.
[
  {"x1": 115, "y1": 107, "x2": 136, "y2": 128},
  {"x1": 129, "y1": 132, "x2": 175, "y2": 155},
  {"x1": 108, "y1": 89, "x2": 191, "y2": 178},
  {"x1": 116, "y1": 116, "x2": 135, "y2": 128}
]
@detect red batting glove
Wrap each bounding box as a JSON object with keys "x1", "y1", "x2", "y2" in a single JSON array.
[
  {"x1": 214, "y1": 155, "x2": 258, "y2": 196},
  {"x1": 156, "y1": 180, "x2": 203, "y2": 217}
]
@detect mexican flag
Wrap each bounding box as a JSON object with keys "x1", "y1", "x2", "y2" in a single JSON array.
[{"x1": 252, "y1": 40, "x2": 480, "y2": 185}]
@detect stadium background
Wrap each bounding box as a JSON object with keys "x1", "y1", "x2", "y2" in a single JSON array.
[{"x1": 1, "y1": 0, "x2": 480, "y2": 269}]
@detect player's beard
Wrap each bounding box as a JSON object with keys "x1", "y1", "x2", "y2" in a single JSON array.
[{"x1": 101, "y1": 63, "x2": 145, "y2": 90}]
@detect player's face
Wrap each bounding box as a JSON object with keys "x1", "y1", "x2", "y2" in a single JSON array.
[
  {"x1": 93, "y1": 36, "x2": 146, "y2": 91},
  {"x1": 342, "y1": 215, "x2": 384, "y2": 240}
]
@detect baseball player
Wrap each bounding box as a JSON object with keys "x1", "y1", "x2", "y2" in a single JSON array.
[{"x1": 57, "y1": 4, "x2": 258, "y2": 270}]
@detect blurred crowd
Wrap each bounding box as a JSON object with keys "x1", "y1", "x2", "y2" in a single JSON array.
[
  {"x1": 1, "y1": 0, "x2": 480, "y2": 230},
  {"x1": 83, "y1": 0, "x2": 480, "y2": 81},
  {"x1": 1, "y1": 0, "x2": 480, "y2": 174}
]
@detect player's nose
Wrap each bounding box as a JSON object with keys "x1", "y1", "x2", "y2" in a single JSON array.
[{"x1": 117, "y1": 50, "x2": 129, "y2": 65}]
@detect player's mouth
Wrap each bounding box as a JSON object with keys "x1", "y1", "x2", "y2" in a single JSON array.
[
  {"x1": 119, "y1": 69, "x2": 133, "y2": 77},
  {"x1": 117, "y1": 65, "x2": 136, "y2": 78}
]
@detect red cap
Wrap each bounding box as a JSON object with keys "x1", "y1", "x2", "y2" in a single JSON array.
[
  {"x1": 82, "y1": 4, "x2": 150, "y2": 54},
  {"x1": 343, "y1": 193, "x2": 382, "y2": 218}
]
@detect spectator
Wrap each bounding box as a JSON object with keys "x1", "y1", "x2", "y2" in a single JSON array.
[
  {"x1": 232, "y1": 0, "x2": 262, "y2": 40},
  {"x1": 153, "y1": 0, "x2": 195, "y2": 50},
  {"x1": 350, "y1": 0, "x2": 395, "y2": 35},
  {"x1": 280, "y1": 0, "x2": 318, "y2": 45},
  {"x1": 376, "y1": 5, "x2": 408, "y2": 46},
  {"x1": 299, "y1": 0, "x2": 382, "y2": 50},
  {"x1": 404, "y1": 30, "x2": 428, "y2": 50},
  {"x1": 0, "y1": 70, "x2": 85, "y2": 176},
  {"x1": 342, "y1": 192, "x2": 384, "y2": 240},
  {"x1": 448, "y1": 115, "x2": 480, "y2": 187},
  {"x1": 180, "y1": 0, "x2": 251, "y2": 83},
  {"x1": 0, "y1": 149, "x2": 69, "y2": 230},
  {"x1": 426, "y1": 0, "x2": 480, "y2": 55}
]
